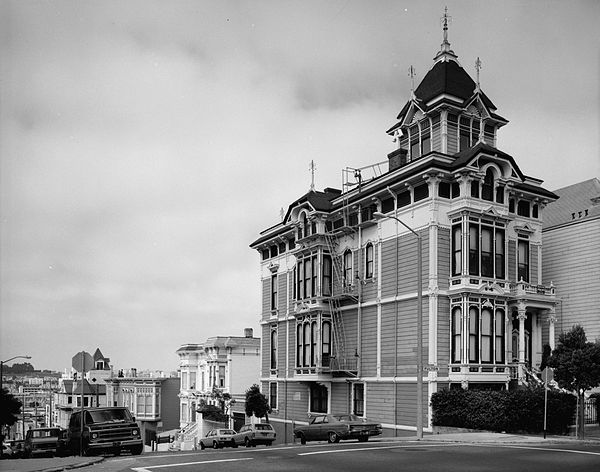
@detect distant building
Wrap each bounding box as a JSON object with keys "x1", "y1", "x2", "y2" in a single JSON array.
[
  {"x1": 543, "y1": 178, "x2": 600, "y2": 342},
  {"x1": 54, "y1": 379, "x2": 107, "y2": 429},
  {"x1": 177, "y1": 328, "x2": 260, "y2": 431},
  {"x1": 105, "y1": 373, "x2": 180, "y2": 445}
]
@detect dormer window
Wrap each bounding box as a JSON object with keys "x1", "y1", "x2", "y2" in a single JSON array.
[
  {"x1": 517, "y1": 200, "x2": 530, "y2": 217},
  {"x1": 482, "y1": 169, "x2": 494, "y2": 202}
]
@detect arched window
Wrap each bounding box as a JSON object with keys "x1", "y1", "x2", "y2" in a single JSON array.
[
  {"x1": 365, "y1": 243, "x2": 374, "y2": 279},
  {"x1": 495, "y1": 309, "x2": 505, "y2": 363},
  {"x1": 302, "y1": 213, "x2": 309, "y2": 238},
  {"x1": 343, "y1": 250, "x2": 353, "y2": 286},
  {"x1": 481, "y1": 308, "x2": 493, "y2": 363},
  {"x1": 482, "y1": 169, "x2": 494, "y2": 201}
]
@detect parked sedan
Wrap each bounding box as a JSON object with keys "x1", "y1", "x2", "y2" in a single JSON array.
[
  {"x1": 294, "y1": 414, "x2": 382, "y2": 444},
  {"x1": 24, "y1": 427, "x2": 63, "y2": 458},
  {"x1": 233, "y1": 423, "x2": 276, "y2": 447},
  {"x1": 199, "y1": 429, "x2": 237, "y2": 450}
]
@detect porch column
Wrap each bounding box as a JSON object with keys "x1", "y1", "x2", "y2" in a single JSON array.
[
  {"x1": 547, "y1": 307, "x2": 557, "y2": 350},
  {"x1": 517, "y1": 304, "x2": 527, "y2": 383}
]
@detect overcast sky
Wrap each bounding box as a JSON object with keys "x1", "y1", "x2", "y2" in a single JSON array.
[{"x1": 1, "y1": 0, "x2": 599, "y2": 374}]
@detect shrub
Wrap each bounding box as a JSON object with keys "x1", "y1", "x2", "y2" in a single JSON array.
[{"x1": 431, "y1": 387, "x2": 575, "y2": 434}]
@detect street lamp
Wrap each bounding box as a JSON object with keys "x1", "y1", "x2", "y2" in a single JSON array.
[
  {"x1": 373, "y1": 212, "x2": 423, "y2": 439},
  {"x1": 1, "y1": 355, "x2": 32, "y2": 392}
]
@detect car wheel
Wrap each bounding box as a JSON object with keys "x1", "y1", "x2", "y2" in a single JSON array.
[
  {"x1": 213, "y1": 441, "x2": 219, "y2": 449},
  {"x1": 298, "y1": 433, "x2": 306, "y2": 445},
  {"x1": 328, "y1": 432, "x2": 340, "y2": 444},
  {"x1": 131, "y1": 444, "x2": 143, "y2": 455},
  {"x1": 200, "y1": 442, "x2": 205, "y2": 450}
]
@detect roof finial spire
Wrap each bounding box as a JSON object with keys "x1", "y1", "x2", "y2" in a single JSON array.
[
  {"x1": 309, "y1": 159, "x2": 316, "y2": 191},
  {"x1": 475, "y1": 57, "x2": 482, "y2": 93},
  {"x1": 408, "y1": 65, "x2": 416, "y2": 100},
  {"x1": 434, "y1": 6, "x2": 458, "y2": 63}
]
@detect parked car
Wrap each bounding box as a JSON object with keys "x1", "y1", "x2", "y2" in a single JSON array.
[
  {"x1": 233, "y1": 423, "x2": 276, "y2": 447},
  {"x1": 293, "y1": 414, "x2": 382, "y2": 444},
  {"x1": 68, "y1": 407, "x2": 143, "y2": 456},
  {"x1": 199, "y1": 429, "x2": 237, "y2": 450},
  {"x1": 24, "y1": 428, "x2": 63, "y2": 458}
]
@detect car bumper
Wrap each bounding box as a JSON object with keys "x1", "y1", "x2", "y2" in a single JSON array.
[{"x1": 87, "y1": 439, "x2": 143, "y2": 450}]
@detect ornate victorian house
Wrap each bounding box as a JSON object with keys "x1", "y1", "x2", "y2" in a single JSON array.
[{"x1": 250, "y1": 18, "x2": 559, "y2": 440}]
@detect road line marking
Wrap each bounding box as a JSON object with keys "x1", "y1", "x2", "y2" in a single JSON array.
[
  {"x1": 473, "y1": 444, "x2": 600, "y2": 457},
  {"x1": 131, "y1": 457, "x2": 253, "y2": 471},
  {"x1": 298, "y1": 443, "x2": 455, "y2": 455}
]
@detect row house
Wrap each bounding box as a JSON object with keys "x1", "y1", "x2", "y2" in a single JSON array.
[
  {"x1": 176, "y1": 329, "x2": 260, "y2": 430},
  {"x1": 250, "y1": 18, "x2": 559, "y2": 440},
  {"x1": 105, "y1": 372, "x2": 180, "y2": 445}
]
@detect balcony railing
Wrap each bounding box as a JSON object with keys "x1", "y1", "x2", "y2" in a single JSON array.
[{"x1": 510, "y1": 281, "x2": 555, "y2": 297}]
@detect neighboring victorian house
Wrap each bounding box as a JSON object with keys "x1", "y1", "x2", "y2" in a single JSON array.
[
  {"x1": 250, "y1": 16, "x2": 559, "y2": 441},
  {"x1": 105, "y1": 371, "x2": 180, "y2": 446},
  {"x1": 53, "y1": 348, "x2": 112, "y2": 428},
  {"x1": 176, "y1": 329, "x2": 260, "y2": 431},
  {"x1": 542, "y1": 178, "x2": 600, "y2": 343}
]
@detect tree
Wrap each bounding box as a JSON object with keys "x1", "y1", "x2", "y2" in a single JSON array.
[
  {"x1": 244, "y1": 384, "x2": 271, "y2": 422},
  {"x1": 209, "y1": 385, "x2": 234, "y2": 415},
  {"x1": 546, "y1": 325, "x2": 600, "y2": 438},
  {"x1": 0, "y1": 388, "x2": 22, "y2": 442}
]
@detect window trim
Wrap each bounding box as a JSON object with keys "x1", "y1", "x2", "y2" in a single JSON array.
[{"x1": 365, "y1": 243, "x2": 374, "y2": 279}]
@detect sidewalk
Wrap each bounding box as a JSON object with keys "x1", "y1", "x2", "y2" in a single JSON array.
[{"x1": 0, "y1": 456, "x2": 104, "y2": 472}]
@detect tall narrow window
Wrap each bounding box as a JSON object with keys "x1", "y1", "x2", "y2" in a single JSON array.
[
  {"x1": 310, "y1": 384, "x2": 328, "y2": 413},
  {"x1": 270, "y1": 329, "x2": 277, "y2": 370},
  {"x1": 343, "y1": 250, "x2": 353, "y2": 286},
  {"x1": 322, "y1": 321, "x2": 331, "y2": 366},
  {"x1": 296, "y1": 325, "x2": 302, "y2": 367},
  {"x1": 452, "y1": 225, "x2": 462, "y2": 276},
  {"x1": 470, "y1": 180, "x2": 480, "y2": 198},
  {"x1": 451, "y1": 307, "x2": 462, "y2": 363},
  {"x1": 482, "y1": 169, "x2": 494, "y2": 201},
  {"x1": 495, "y1": 229, "x2": 505, "y2": 279},
  {"x1": 365, "y1": 243, "x2": 374, "y2": 279},
  {"x1": 311, "y1": 256, "x2": 318, "y2": 297},
  {"x1": 495, "y1": 309, "x2": 505, "y2": 363},
  {"x1": 310, "y1": 321, "x2": 317, "y2": 367},
  {"x1": 270, "y1": 274, "x2": 278, "y2": 311},
  {"x1": 517, "y1": 200, "x2": 530, "y2": 217},
  {"x1": 460, "y1": 117, "x2": 471, "y2": 150},
  {"x1": 297, "y1": 260, "x2": 304, "y2": 299},
  {"x1": 302, "y1": 214, "x2": 310, "y2": 237},
  {"x1": 481, "y1": 308, "x2": 493, "y2": 363},
  {"x1": 481, "y1": 226, "x2": 493, "y2": 277},
  {"x1": 269, "y1": 382, "x2": 277, "y2": 410},
  {"x1": 323, "y1": 256, "x2": 332, "y2": 296},
  {"x1": 353, "y1": 383, "x2": 365, "y2": 416},
  {"x1": 303, "y1": 323, "x2": 311, "y2": 367},
  {"x1": 469, "y1": 307, "x2": 479, "y2": 363},
  {"x1": 469, "y1": 224, "x2": 479, "y2": 275},
  {"x1": 304, "y1": 258, "x2": 312, "y2": 298},
  {"x1": 517, "y1": 239, "x2": 529, "y2": 282}
]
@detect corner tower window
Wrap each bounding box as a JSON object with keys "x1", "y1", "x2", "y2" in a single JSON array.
[{"x1": 482, "y1": 169, "x2": 494, "y2": 201}]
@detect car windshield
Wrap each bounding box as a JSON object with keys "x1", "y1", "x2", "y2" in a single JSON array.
[
  {"x1": 87, "y1": 409, "x2": 131, "y2": 424},
  {"x1": 31, "y1": 429, "x2": 60, "y2": 438},
  {"x1": 254, "y1": 424, "x2": 273, "y2": 430},
  {"x1": 332, "y1": 415, "x2": 363, "y2": 422},
  {"x1": 219, "y1": 430, "x2": 235, "y2": 435}
]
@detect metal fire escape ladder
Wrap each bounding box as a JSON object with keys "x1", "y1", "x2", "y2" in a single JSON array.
[{"x1": 324, "y1": 231, "x2": 349, "y2": 372}]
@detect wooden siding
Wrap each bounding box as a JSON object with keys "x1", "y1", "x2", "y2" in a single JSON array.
[
  {"x1": 262, "y1": 277, "x2": 271, "y2": 319},
  {"x1": 360, "y1": 305, "x2": 377, "y2": 377},
  {"x1": 380, "y1": 303, "x2": 396, "y2": 377},
  {"x1": 330, "y1": 382, "x2": 350, "y2": 414},
  {"x1": 437, "y1": 227, "x2": 450, "y2": 291},
  {"x1": 543, "y1": 220, "x2": 600, "y2": 341},
  {"x1": 341, "y1": 307, "x2": 359, "y2": 363},
  {"x1": 261, "y1": 325, "x2": 271, "y2": 375},
  {"x1": 437, "y1": 296, "x2": 450, "y2": 376},
  {"x1": 365, "y1": 381, "x2": 429, "y2": 429},
  {"x1": 277, "y1": 272, "x2": 288, "y2": 313},
  {"x1": 380, "y1": 229, "x2": 430, "y2": 299},
  {"x1": 507, "y1": 239, "x2": 516, "y2": 283}
]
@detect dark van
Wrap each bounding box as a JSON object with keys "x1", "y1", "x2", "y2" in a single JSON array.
[{"x1": 68, "y1": 407, "x2": 143, "y2": 456}]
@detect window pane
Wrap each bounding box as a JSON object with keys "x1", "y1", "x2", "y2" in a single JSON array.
[
  {"x1": 469, "y1": 225, "x2": 479, "y2": 275},
  {"x1": 481, "y1": 227, "x2": 493, "y2": 277}
]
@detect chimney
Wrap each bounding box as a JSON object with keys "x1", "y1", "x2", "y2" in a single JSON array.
[
  {"x1": 244, "y1": 328, "x2": 253, "y2": 338},
  {"x1": 388, "y1": 148, "x2": 408, "y2": 172}
]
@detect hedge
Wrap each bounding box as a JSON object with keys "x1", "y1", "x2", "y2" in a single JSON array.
[{"x1": 431, "y1": 387, "x2": 576, "y2": 434}]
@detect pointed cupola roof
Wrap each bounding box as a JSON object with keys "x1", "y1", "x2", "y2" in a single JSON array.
[{"x1": 387, "y1": 10, "x2": 505, "y2": 135}]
